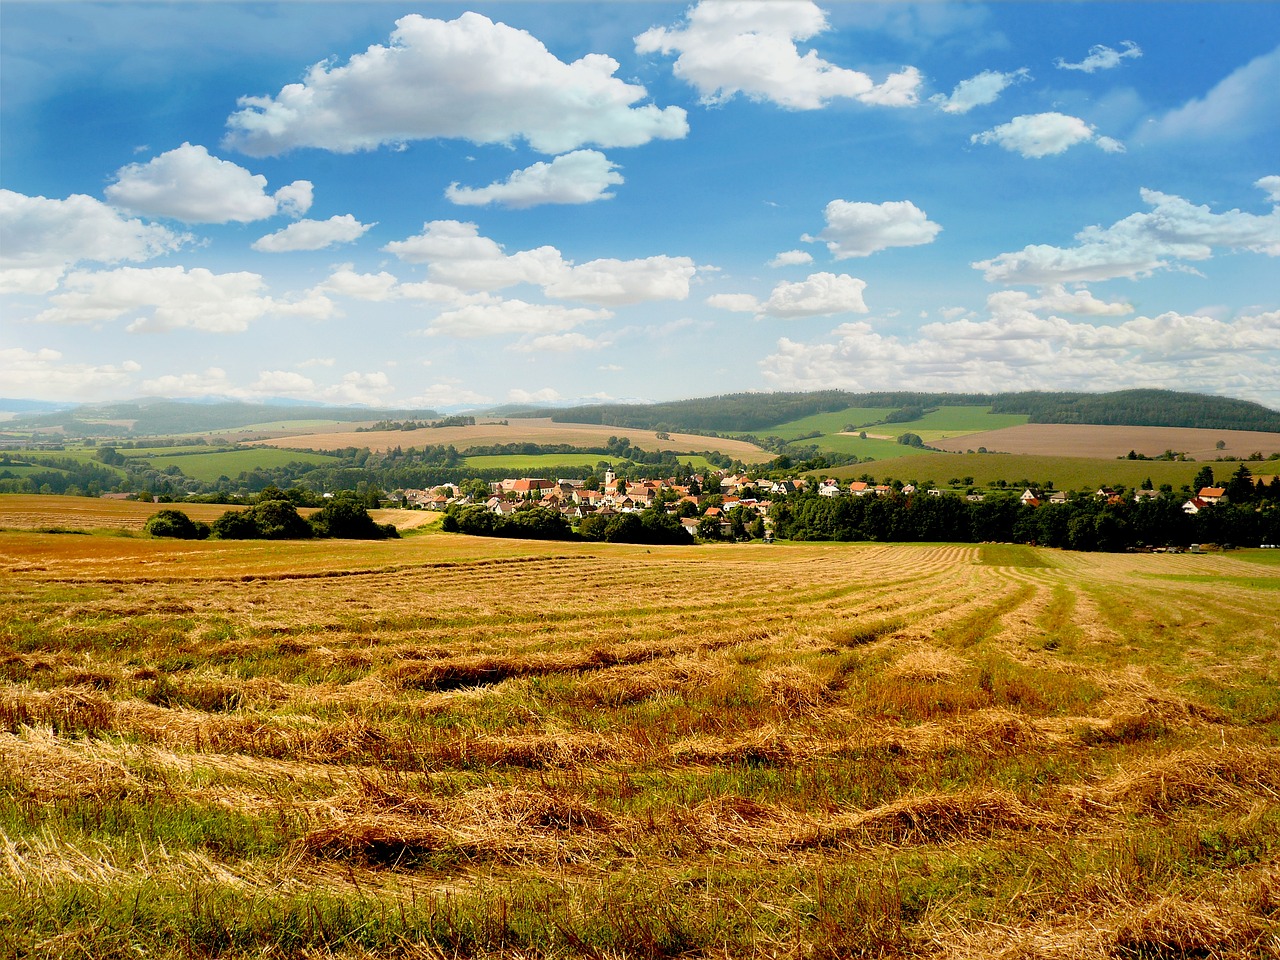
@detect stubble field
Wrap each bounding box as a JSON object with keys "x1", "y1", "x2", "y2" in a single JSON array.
[{"x1": 1, "y1": 500, "x2": 1277, "y2": 958}]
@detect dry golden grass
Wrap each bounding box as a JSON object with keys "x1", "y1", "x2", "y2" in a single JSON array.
[
  {"x1": 245, "y1": 416, "x2": 773, "y2": 461},
  {"x1": 1, "y1": 520, "x2": 1277, "y2": 958}
]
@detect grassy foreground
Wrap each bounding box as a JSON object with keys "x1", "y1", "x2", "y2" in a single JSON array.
[{"x1": 1, "y1": 515, "x2": 1278, "y2": 958}]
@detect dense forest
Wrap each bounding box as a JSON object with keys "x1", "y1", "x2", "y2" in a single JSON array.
[{"x1": 529, "y1": 390, "x2": 1280, "y2": 434}]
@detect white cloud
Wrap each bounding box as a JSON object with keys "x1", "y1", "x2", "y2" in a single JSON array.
[
  {"x1": 508, "y1": 387, "x2": 562, "y2": 404},
  {"x1": 1259, "y1": 175, "x2": 1280, "y2": 203},
  {"x1": 403, "y1": 381, "x2": 494, "y2": 408},
  {"x1": 636, "y1": 0, "x2": 922, "y2": 109},
  {"x1": 768, "y1": 249, "x2": 814, "y2": 267},
  {"x1": 224, "y1": 13, "x2": 687, "y2": 157},
  {"x1": 31, "y1": 266, "x2": 333, "y2": 333},
  {"x1": 298, "y1": 357, "x2": 336, "y2": 369},
  {"x1": 105, "y1": 143, "x2": 312, "y2": 223},
  {"x1": 511, "y1": 332, "x2": 612, "y2": 353},
  {"x1": 930, "y1": 68, "x2": 1028, "y2": 114},
  {"x1": 1055, "y1": 41, "x2": 1142, "y2": 73},
  {"x1": 970, "y1": 112, "x2": 1119, "y2": 158},
  {"x1": 135, "y1": 366, "x2": 393, "y2": 405},
  {"x1": 0, "y1": 189, "x2": 188, "y2": 294},
  {"x1": 758, "y1": 307, "x2": 1280, "y2": 406},
  {"x1": 803, "y1": 199, "x2": 942, "y2": 258},
  {"x1": 709, "y1": 272, "x2": 868, "y2": 319},
  {"x1": 975, "y1": 184, "x2": 1280, "y2": 284},
  {"x1": 1142, "y1": 46, "x2": 1280, "y2": 143},
  {"x1": 429, "y1": 299, "x2": 611, "y2": 338},
  {"x1": 321, "y1": 371, "x2": 395, "y2": 406},
  {"x1": 0, "y1": 347, "x2": 141, "y2": 400},
  {"x1": 446, "y1": 151, "x2": 623, "y2": 208},
  {"x1": 384, "y1": 220, "x2": 697, "y2": 305},
  {"x1": 252, "y1": 215, "x2": 374, "y2": 252}
]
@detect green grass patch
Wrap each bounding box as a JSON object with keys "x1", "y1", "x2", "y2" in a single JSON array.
[
  {"x1": 747, "y1": 407, "x2": 898, "y2": 439},
  {"x1": 134, "y1": 448, "x2": 339, "y2": 481},
  {"x1": 1149, "y1": 574, "x2": 1280, "y2": 590},
  {"x1": 979, "y1": 544, "x2": 1053, "y2": 568},
  {"x1": 892, "y1": 405, "x2": 1029, "y2": 441},
  {"x1": 464, "y1": 452, "x2": 717, "y2": 471}
]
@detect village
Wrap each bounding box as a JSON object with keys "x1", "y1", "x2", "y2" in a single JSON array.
[{"x1": 394, "y1": 467, "x2": 1246, "y2": 540}]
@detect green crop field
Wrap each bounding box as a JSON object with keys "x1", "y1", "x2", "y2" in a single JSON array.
[
  {"x1": 134, "y1": 447, "x2": 340, "y2": 482},
  {"x1": 464, "y1": 452, "x2": 719, "y2": 472},
  {"x1": 892, "y1": 405, "x2": 1030, "y2": 440},
  {"x1": 750, "y1": 406, "x2": 898, "y2": 439},
  {"x1": 1, "y1": 504, "x2": 1276, "y2": 958},
  {"x1": 119, "y1": 445, "x2": 239, "y2": 457},
  {"x1": 826, "y1": 451, "x2": 1205, "y2": 491},
  {"x1": 810, "y1": 434, "x2": 937, "y2": 459}
]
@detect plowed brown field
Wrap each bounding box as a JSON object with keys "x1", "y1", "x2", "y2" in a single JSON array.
[{"x1": 933, "y1": 422, "x2": 1280, "y2": 459}]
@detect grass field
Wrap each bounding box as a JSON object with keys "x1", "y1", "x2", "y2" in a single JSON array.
[
  {"x1": 464, "y1": 453, "x2": 719, "y2": 472},
  {"x1": 0, "y1": 496, "x2": 1276, "y2": 958},
  {"x1": 827, "y1": 452, "x2": 1207, "y2": 491},
  {"x1": 893, "y1": 405, "x2": 1030, "y2": 441},
  {"x1": 749, "y1": 406, "x2": 899, "y2": 439},
  {"x1": 134, "y1": 448, "x2": 340, "y2": 482}
]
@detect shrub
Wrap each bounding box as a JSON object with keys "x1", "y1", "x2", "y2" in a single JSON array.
[{"x1": 144, "y1": 509, "x2": 209, "y2": 540}]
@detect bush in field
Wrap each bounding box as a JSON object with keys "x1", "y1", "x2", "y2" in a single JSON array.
[
  {"x1": 211, "y1": 508, "x2": 266, "y2": 540},
  {"x1": 144, "y1": 509, "x2": 209, "y2": 540},
  {"x1": 310, "y1": 494, "x2": 397, "y2": 539},
  {"x1": 251, "y1": 499, "x2": 315, "y2": 539}
]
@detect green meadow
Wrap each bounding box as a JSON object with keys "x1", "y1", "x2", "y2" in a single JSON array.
[{"x1": 134, "y1": 448, "x2": 340, "y2": 482}]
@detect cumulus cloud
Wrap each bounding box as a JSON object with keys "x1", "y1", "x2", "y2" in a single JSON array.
[
  {"x1": 429, "y1": 299, "x2": 611, "y2": 338},
  {"x1": 758, "y1": 307, "x2": 1280, "y2": 405},
  {"x1": 0, "y1": 347, "x2": 141, "y2": 400},
  {"x1": 0, "y1": 189, "x2": 188, "y2": 294},
  {"x1": 803, "y1": 199, "x2": 942, "y2": 258},
  {"x1": 970, "y1": 112, "x2": 1122, "y2": 158},
  {"x1": 1259, "y1": 175, "x2": 1280, "y2": 203},
  {"x1": 930, "y1": 68, "x2": 1029, "y2": 114},
  {"x1": 224, "y1": 13, "x2": 687, "y2": 157},
  {"x1": 31, "y1": 266, "x2": 334, "y2": 332},
  {"x1": 511, "y1": 332, "x2": 612, "y2": 352},
  {"x1": 708, "y1": 272, "x2": 868, "y2": 319},
  {"x1": 1055, "y1": 41, "x2": 1142, "y2": 73},
  {"x1": 768, "y1": 249, "x2": 814, "y2": 267},
  {"x1": 135, "y1": 366, "x2": 393, "y2": 405},
  {"x1": 446, "y1": 151, "x2": 624, "y2": 208},
  {"x1": 105, "y1": 143, "x2": 312, "y2": 223},
  {"x1": 384, "y1": 220, "x2": 697, "y2": 306},
  {"x1": 252, "y1": 215, "x2": 375, "y2": 252},
  {"x1": 508, "y1": 387, "x2": 563, "y2": 404},
  {"x1": 975, "y1": 183, "x2": 1280, "y2": 284},
  {"x1": 1142, "y1": 45, "x2": 1280, "y2": 143},
  {"x1": 635, "y1": 0, "x2": 922, "y2": 109}
]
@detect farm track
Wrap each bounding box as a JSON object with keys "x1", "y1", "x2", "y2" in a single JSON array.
[{"x1": 1, "y1": 532, "x2": 1278, "y2": 958}]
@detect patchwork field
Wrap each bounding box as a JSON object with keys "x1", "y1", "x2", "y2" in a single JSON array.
[
  {"x1": 247, "y1": 418, "x2": 773, "y2": 463},
  {"x1": 827, "y1": 452, "x2": 1208, "y2": 492},
  {"x1": 933, "y1": 424, "x2": 1280, "y2": 461},
  {"x1": 1, "y1": 500, "x2": 1277, "y2": 958}
]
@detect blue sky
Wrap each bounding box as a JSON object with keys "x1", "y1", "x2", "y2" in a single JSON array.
[{"x1": 2, "y1": 1, "x2": 1278, "y2": 410}]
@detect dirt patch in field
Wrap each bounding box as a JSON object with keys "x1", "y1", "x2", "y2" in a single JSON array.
[
  {"x1": 931, "y1": 423, "x2": 1280, "y2": 460},
  {"x1": 244, "y1": 417, "x2": 771, "y2": 461}
]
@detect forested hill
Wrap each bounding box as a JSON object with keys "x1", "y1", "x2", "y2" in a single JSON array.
[
  {"x1": 7, "y1": 400, "x2": 440, "y2": 437},
  {"x1": 527, "y1": 390, "x2": 1280, "y2": 434}
]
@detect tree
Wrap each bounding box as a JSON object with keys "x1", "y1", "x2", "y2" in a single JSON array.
[
  {"x1": 311, "y1": 494, "x2": 397, "y2": 539},
  {"x1": 1193, "y1": 465, "x2": 1215, "y2": 491},
  {"x1": 1225, "y1": 463, "x2": 1254, "y2": 504},
  {"x1": 144, "y1": 509, "x2": 209, "y2": 540}
]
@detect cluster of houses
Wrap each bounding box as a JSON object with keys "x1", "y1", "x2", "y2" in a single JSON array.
[{"x1": 398, "y1": 471, "x2": 1235, "y2": 526}]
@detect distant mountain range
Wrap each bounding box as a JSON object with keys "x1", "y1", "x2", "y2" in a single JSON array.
[{"x1": 2, "y1": 389, "x2": 1277, "y2": 438}]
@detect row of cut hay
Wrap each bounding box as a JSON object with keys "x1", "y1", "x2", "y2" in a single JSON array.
[
  {"x1": 385, "y1": 636, "x2": 731, "y2": 692},
  {"x1": 1074, "y1": 745, "x2": 1280, "y2": 817}
]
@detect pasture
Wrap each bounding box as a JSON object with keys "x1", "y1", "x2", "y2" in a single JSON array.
[
  {"x1": 463, "y1": 453, "x2": 720, "y2": 472},
  {"x1": 0, "y1": 497, "x2": 1276, "y2": 958},
  {"x1": 132, "y1": 448, "x2": 341, "y2": 482}
]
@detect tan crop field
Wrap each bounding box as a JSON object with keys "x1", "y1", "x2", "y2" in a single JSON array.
[
  {"x1": 933, "y1": 423, "x2": 1280, "y2": 461},
  {"x1": 1, "y1": 501, "x2": 1278, "y2": 958},
  {"x1": 246, "y1": 417, "x2": 773, "y2": 462}
]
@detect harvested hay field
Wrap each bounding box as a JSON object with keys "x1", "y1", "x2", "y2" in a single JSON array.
[
  {"x1": 1, "y1": 525, "x2": 1278, "y2": 958},
  {"x1": 245, "y1": 416, "x2": 773, "y2": 461},
  {"x1": 933, "y1": 422, "x2": 1280, "y2": 460}
]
